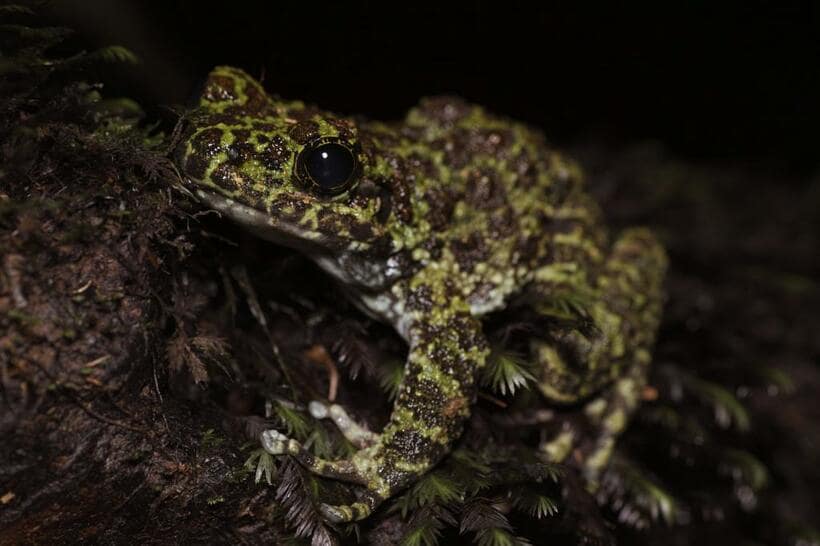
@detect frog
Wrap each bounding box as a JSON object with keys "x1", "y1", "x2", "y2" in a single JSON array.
[{"x1": 174, "y1": 66, "x2": 668, "y2": 523}]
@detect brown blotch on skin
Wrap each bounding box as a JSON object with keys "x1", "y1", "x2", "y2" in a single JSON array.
[
  {"x1": 327, "y1": 118, "x2": 356, "y2": 141},
  {"x1": 251, "y1": 121, "x2": 279, "y2": 133},
  {"x1": 367, "y1": 235, "x2": 401, "y2": 259},
  {"x1": 184, "y1": 154, "x2": 209, "y2": 182},
  {"x1": 489, "y1": 207, "x2": 516, "y2": 238},
  {"x1": 315, "y1": 207, "x2": 336, "y2": 227},
  {"x1": 406, "y1": 285, "x2": 434, "y2": 313},
  {"x1": 511, "y1": 154, "x2": 539, "y2": 190},
  {"x1": 232, "y1": 129, "x2": 251, "y2": 142},
  {"x1": 210, "y1": 164, "x2": 239, "y2": 191},
  {"x1": 242, "y1": 81, "x2": 272, "y2": 115},
  {"x1": 515, "y1": 233, "x2": 542, "y2": 264},
  {"x1": 226, "y1": 130, "x2": 255, "y2": 166},
  {"x1": 426, "y1": 344, "x2": 476, "y2": 390},
  {"x1": 374, "y1": 187, "x2": 393, "y2": 224},
  {"x1": 386, "y1": 430, "x2": 441, "y2": 462},
  {"x1": 197, "y1": 112, "x2": 243, "y2": 127},
  {"x1": 415, "y1": 96, "x2": 473, "y2": 125},
  {"x1": 399, "y1": 376, "x2": 461, "y2": 431},
  {"x1": 547, "y1": 165, "x2": 575, "y2": 205},
  {"x1": 183, "y1": 127, "x2": 223, "y2": 180},
  {"x1": 421, "y1": 238, "x2": 444, "y2": 261},
  {"x1": 190, "y1": 127, "x2": 224, "y2": 157},
  {"x1": 377, "y1": 463, "x2": 420, "y2": 492},
  {"x1": 434, "y1": 131, "x2": 471, "y2": 169},
  {"x1": 470, "y1": 128, "x2": 513, "y2": 157},
  {"x1": 424, "y1": 187, "x2": 456, "y2": 230},
  {"x1": 548, "y1": 216, "x2": 582, "y2": 236},
  {"x1": 270, "y1": 196, "x2": 313, "y2": 226},
  {"x1": 465, "y1": 168, "x2": 506, "y2": 210},
  {"x1": 348, "y1": 178, "x2": 379, "y2": 203},
  {"x1": 237, "y1": 173, "x2": 266, "y2": 205},
  {"x1": 288, "y1": 121, "x2": 320, "y2": 144},
  {"x1": 387, "y1": 175, "x2": 414, "y2": 224},
  {"x1": 451, "y1": 313, "x2": 487, "y2": 353},
  {"x1": 441, "y1": 396, "x2": 469, "y2": 418},
  {"x1": 259, "y1": 135, "x2": 290, "y2": 171},
  {"x1": 406, "y1": 153, "x2": 439, "y2": 180},
  {"x1": 398, "y1": 124, "x2": 425, "y2": 144},
  {"x1": 203, "y1": 75, "x2": 238, "y2": 103},
  {"x1": 450, "y1": 232, "x2": 489, "y2": 274},
  {"x1": 348, "y1": 220, "x2": 375, "y2": 241},
  {"x1": 286, "y1": 105, "x2": 321, "y2": 123}
]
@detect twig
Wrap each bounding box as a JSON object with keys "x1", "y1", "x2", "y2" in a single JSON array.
[
  {"x1": 3, "y1": 253, "x2": 27, "y2": 308},
  {"x1": 304, "y1": 344, "x2": 339, "y2": 402}
]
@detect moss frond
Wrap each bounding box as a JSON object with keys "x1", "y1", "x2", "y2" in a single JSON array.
[
  {"x1": 721, "y1": 448, "x2": 768, "y2": 491},
  {"x1": 274, "y1": 401, "x2": 313, "y2": 441},
  {"x1": 244, "y1": 448, "x2": 276, "y2": 485},
  {"x1": 598, "y1": 455, "x2": 679, "y2": 528},
  {"x1": 685, "y1": 375, "x2": 750, "y2": 431},
  {"x1": 378, "y1": 357, "x2": 405, "y2": 401},
  {"x1": 481, "y1": 350, "x2": 537, "y2": 397}
]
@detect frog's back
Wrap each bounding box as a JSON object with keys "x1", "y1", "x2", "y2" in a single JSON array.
[{"x1": 365, "y1": 96, "x2": 608, "y2": 314}]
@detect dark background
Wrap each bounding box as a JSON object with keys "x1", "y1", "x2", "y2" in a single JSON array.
[
  {"x1": 4, "y1": 3, "x2": 817, "y2": 544},
  {"x1": 44, "y1": 1, "x2": 819, "y2": 175}
]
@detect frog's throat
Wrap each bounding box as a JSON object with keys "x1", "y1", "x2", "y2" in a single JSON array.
[{"x1": 192, "y1": 188, "x2": 370, "y2": 255}]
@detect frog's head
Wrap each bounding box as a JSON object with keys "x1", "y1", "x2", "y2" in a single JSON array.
[{"x1": 175, "y1": 66, "x2": 393, "y2": 255}]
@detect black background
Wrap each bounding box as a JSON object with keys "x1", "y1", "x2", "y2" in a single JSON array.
[{"x1": 44, "y1": 1, "x2": 820, "y2": 176}]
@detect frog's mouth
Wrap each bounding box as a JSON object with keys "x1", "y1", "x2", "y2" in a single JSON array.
[
  {"x1": 191, "y1": 187, "x2": 363, "y2": 256},
  {"x1": 192, "y1": 185, "x2": 395, "y2": 292}
]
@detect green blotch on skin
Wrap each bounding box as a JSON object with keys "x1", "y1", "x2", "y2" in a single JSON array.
[{"x1": 542, "y1": 429, "x2": 575, "y2": 463}]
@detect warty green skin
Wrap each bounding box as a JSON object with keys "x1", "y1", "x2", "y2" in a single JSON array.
[{"x1": 175, "y1": 66, "x2": 668, "y2": 523}]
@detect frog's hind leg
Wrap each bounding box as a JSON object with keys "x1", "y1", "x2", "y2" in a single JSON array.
[
  {"x1": 579, "y1": 361, "x2": 648, "y2": 484},
  {"x1": 533, "y1": 228, "x2": 667, "y2": 483}
]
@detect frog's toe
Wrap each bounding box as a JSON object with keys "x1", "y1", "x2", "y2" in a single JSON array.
[
  {"x1": 308, "y1": 400, "x2": 330, "y2": 419},
  {"x1": 318, "y1": 499, "x2": 375, "y2": 523},
  {"x1": 260, "y1": 429, "x2": 299, "y2": 455},
  {"x1": 260, "y1": 436, "x2": 366, "y2": 483}
]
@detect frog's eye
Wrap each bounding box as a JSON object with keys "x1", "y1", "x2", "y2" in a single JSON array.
[{"x1": 296, "y1": 139, "x2": 360, "y2": 195}]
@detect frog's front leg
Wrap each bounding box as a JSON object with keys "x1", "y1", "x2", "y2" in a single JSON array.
[{"x1": 262, "y1": 270, "x2": 489, "y2": 522}]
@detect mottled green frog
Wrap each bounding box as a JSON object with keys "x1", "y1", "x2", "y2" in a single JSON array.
[{"x1": 175, "y1": 66, "x2": 667, "y2": 523}]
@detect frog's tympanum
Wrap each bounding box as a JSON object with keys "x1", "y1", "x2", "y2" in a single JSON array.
[{"x1": 175, "y1": 66, "x2": 667, "y2": 523}]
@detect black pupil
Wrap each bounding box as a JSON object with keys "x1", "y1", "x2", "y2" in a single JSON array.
[{"x1": 305, "y1": 143, "x2": 355, "y2": 191}]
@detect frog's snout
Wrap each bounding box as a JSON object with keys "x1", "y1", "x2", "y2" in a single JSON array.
[{"x1": 173, "y1": 122, "x2": 223, "y2": 187}]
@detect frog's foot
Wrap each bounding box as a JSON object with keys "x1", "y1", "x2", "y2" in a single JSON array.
[
  {"x1": 580, "y1": 371, "x2": 645, "y2": 488},
  {"x1": 308, "y1": 400, "x2": 379, "y2": 449},
  {"x1": 261, "y1": 430, "x2": 362, "y2": 482},
  {"x1": 318, "y1": 489, "x2": 385, "y2": 523},
  {"x1": 260, "y1": 429, "x2": 388, "y2": 522},
  {"x1": 540, "y1": 422, "x2": 577, "y2": 463}
]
